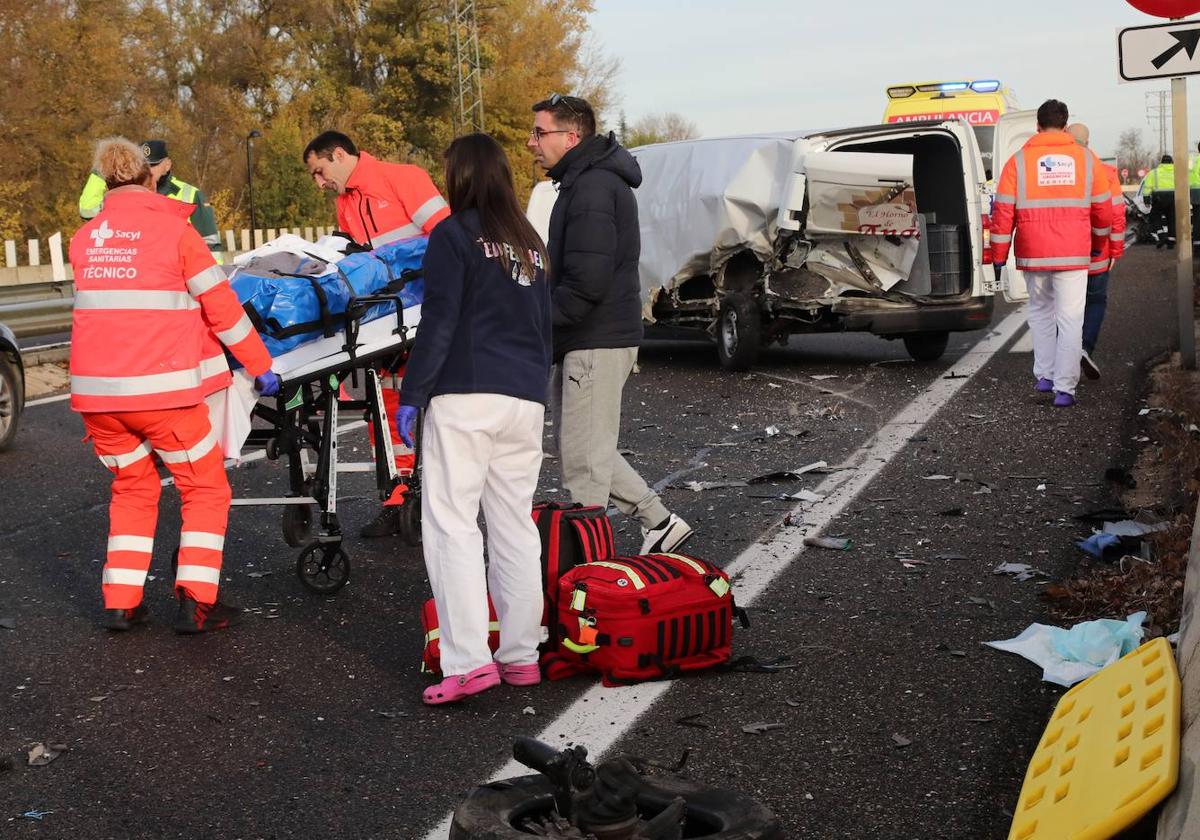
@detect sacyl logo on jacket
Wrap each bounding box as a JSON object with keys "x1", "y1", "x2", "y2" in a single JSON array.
[{"x1": 89, "y1": 220, "x2": 143, "y2": 248}]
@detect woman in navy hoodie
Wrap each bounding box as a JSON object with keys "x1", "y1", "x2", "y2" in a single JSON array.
[{"x1": 396, "y1": 133, "x2": 552, "y2": 705}]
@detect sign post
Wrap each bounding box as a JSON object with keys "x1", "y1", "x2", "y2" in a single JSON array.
[{"x1": 1119, "y1": 8, "x2": 1200, "y2": 367}]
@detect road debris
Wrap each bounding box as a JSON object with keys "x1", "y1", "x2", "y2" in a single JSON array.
[
  {"x1": 1076, "y1": 532, "x2": 1121, "y2": 558},
  {"x1": 27, "y1": 742, "x2": 68, "y2": 766},
  {"x1": 892, "y1": 734, "x2": 912, "y2": 748},
  {"x1": 967, "y1": 596, "x2": 998, "y2": 611},
  {"x1": 922, "y1": 474, "x2": 952, "y2": 481},
  {"x1": 803, "y1": 536, "x2": 851, "y2": 551},
  {"x1": 985, "y1": 611, "x2": 1146, "y2": 687},
  {"x1": 993, "y1": 563, "x2": 1049, "y2": 582},
  {"x1": 522, "y1": 706, "x2": 536, "y2": 716},
  {"x1": 0, "y1": 617, "x2": 15, "y2": 630},
  {"x1": 741, "y1": 722, "x2": 785, "y2": 735},
  {"x1": 19, "y1": 810, "x2": 54, "y2": 821},
  {"x1": 675, "y1": 711, "x2": 709, "y2": 729}
]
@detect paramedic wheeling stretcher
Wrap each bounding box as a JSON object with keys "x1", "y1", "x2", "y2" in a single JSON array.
[
  {"x1": 303, "y1": 131, "x2": 450, "y2": 538},
  {"x1": 69, "y1": 137, "x2": 281, "y2": 634}
]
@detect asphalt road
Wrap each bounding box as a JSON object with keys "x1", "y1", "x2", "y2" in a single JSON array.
[{"x1": 0, "y1": 244, "x2": 1178, "y2": 839}]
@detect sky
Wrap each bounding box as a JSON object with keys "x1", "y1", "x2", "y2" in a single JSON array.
[{"x1": 587, "y1": 1, "x2": 1200, "y2": 169}]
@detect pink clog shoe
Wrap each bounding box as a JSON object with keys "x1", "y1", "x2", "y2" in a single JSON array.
[
  {"x1": 422, "y1": 663, "x2": 500, "y2": 706},
  {"x1": 498, "y1": 663, "x2": 541, "y2": 687}
]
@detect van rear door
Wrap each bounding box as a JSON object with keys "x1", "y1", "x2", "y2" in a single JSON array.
[{"x1": 991, "y1": 109, "x2": 1039, "y2": 303}]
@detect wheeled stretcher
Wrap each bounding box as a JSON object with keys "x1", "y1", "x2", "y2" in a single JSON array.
[{"x1": 232, "y1": 285, "x2": 424, "y2": 594}]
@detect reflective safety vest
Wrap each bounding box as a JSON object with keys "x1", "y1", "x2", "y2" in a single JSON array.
[
  {"x1": 1141, "y1": 163, "x2": 1175, "y2": 196},
  {"x1": 79, "y1": 172, "x2": 107, "y2": 220},
  {"x1": 336, "y1": 151, "x2": 449, "y2": 247},
  {"x1": 78, "y1": 173, "x2": 222, "y2": 263},
  {"x1": 1090, "y1": 159, "x2": 1126, "y2": 276},
  {"x1": 68, "y1": 188, "x2": 272, "y2": 413},
  {"x1": 990, "y1": 130, "x2": 1112, "y2": 273}
]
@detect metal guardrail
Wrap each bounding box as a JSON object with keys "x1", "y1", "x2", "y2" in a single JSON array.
[{"x1": 0, "y1": 281, "x2": 74, "y2": 338}]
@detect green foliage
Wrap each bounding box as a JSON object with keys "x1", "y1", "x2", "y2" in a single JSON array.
[{"x1": 252, "y1": 121, "x2": 334, "y2": 229}]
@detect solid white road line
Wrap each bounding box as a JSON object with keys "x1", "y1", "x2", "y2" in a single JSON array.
[
  {"x1": 1009, "y1": 328, "x2": 1033, "y2": 354},
  {"x1": 25, "y1": 393, "x2": 71, "y2": 407},
  {"x1": 419, "y1": 309, "x2": 1028, "y2": 840}
]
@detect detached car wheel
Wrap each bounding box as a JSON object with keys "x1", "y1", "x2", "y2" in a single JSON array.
[
  {"x1": 902, "y1": 331, "x2": 950, "y2": 362},
  {"x1": 0, "y1": 353, "x2": 24, "y2": 451},
  {"x1": 716, "y1": 294, "x2": 761, "y2": 371},
  {"x1": 450, "y1": 773, "x2": 782, "y2": 839}
]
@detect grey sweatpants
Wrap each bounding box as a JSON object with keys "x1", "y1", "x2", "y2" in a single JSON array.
[{"x1": 551, "y1": 347, "x2": 671, "y2": 530}]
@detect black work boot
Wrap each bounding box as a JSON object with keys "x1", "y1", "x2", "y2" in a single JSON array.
[
  {"x1": 173, "y1": 595, "x2": 242, "y2": 635},
  {"x1": 103, "y1": 604, "x2": 150, "y2": 632},
  {"x1": 360, "y1": 506, "x2": 400, "y2": 538}
]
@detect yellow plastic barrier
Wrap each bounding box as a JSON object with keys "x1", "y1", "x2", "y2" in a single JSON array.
[{"x1": 1008, "y1": 637, "x2": 1180, "y2": 840}]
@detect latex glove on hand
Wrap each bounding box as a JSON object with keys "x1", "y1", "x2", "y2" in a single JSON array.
[
  {"x1": 254, "y1": 371, "x2": 282, "y2": 397},
  {"x1": 395, "y1": 405, "x2": 419, "y2": 448}
]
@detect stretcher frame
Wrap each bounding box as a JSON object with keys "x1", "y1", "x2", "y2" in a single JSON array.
[{"x1": 236, "y1": 283, "x2": 423, "y2": 594}]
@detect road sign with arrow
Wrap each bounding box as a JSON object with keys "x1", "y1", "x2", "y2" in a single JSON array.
[{"x1": 1119, "y1": 19, "x2": 1200, "y2": 81}]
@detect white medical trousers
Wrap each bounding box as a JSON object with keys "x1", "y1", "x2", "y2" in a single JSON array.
[
  {"x1": 1025, "y1": 268, "x2": 1088, "y2": 396},
  {"x1": 420, "y1": 393, "x2": 545, "y2": 677}
]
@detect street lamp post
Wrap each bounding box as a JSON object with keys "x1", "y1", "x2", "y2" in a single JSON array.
[{"x1": 246, "y1": 130, "x2": 262, "y2": 235}]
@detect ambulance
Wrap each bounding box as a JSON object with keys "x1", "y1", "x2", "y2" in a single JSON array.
[{"x1": 883, "y1": 80, "x2": 1020, "y2": 175}]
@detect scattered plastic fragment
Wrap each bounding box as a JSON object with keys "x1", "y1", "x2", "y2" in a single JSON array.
[
  {"x1": 741, "y1": 722, "x2": 785, "y2": 735},
  {"x1": 764, "y1": 425, "x2": 780, "y2": 437},
  {"x1": 0, "y1": 617, "x2": 15, "y2": 630},
  {"x1": 27, "y1": 742, "x2": 67, "y2": 767},
  {"x1": 892, "y1": 734, "x2": 912, "y2": 748},
  {"x1": 1101, "y1": 520, "x2": 1169, "y2": 538},
  {"x1": 19, "y1": 810, "x2": 53, "y2": 821},
  {"x1": 803, "y1": 536, "x2": 850, "y2": 551},
  {"x1": 968, "y1": 596, "x2": 998, "y2": 611},
  {"x1": 522, "y1": 706, "x2": 536, "y2": 716},
  {"x1": 993, "y1": 562, "x2": 1048, "y2": 582},
  {"x1": 985, "y1": 611, "x2": 1146, "y2": 687},
  {"x1": 922, "y1": 474, "x2": 952, "y2": 481}
]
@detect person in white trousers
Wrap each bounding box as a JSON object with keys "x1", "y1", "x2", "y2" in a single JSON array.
[
  {"x1": 1024, "y1": 269, "x2": 1088, "y2": 398},
  {"x1": 394, "y1": 133, "x2": 552, "y2": 705}
]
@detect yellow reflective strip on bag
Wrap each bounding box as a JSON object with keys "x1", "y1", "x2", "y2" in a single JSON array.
[
  {"x1": 589, "y1": 561, "x2": 646, "y2": 590},
  {"x1": 570, "y1": 588, "x2": 587, "y2": 611},
  {"x1": 488, "y1": 621, "x2": 500, "y2": 632},
  {"x1": 709, "y1": 577, "x2": 732, "y2": 598},
  {"x1": 562, "y1": 638, "x2": 600, "y2": 654},
  {"x1": 424, "y1": 628, "x2": 441, "y2": 644},
  {"x1": 659, "y1": 553, "x2": 706, "y2": 575}
]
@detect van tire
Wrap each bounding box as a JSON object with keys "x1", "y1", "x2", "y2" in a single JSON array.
[
  {"x1": 0, "y1": 355, "x2": 23, "y2": 452},
  {"x1": 449, "y1": 773, "x2": 783, "y2": 839},
  {"x1": 716, "y1": 294, "x2": 761, "y2": 371},
  {"x1": 902, "y1": 331, "x2": 949, "y2": 362}
]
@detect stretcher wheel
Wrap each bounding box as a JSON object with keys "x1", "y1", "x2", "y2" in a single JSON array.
[
  {"x1": 265, "y1": 437, "x2": 281, "y2": 461},
  {"x1": 397, "y1": 500, "x2": 422, "y2": 547},
  {"x1": 297, "y1": 542, "x2": 350, "y2": 594},
  {"x1": 282, "y1": 502, "x2": 313, "y2": 548}
]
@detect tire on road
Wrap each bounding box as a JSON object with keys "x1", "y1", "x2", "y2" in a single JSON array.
[
  {"x1": 902, "y1": 330, "x2": 950, "y2": 362},
  {"x1": 0, "y1": 354, "x2": 24, "y2": 451},
  {"x1": 449, "y1": 772, "x2": 782, "y2": 839},
  {"x1": 715, "y1": 293, "x2": 761, "y2": 371}
]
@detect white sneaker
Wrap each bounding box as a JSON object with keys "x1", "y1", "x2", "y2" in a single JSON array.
[
  {"x1": 1080, "y1": 350, "x2": 1100, "y2": 380},
  {"x1": 640, "y1": 514, "x2": 694, "y2": 554}
]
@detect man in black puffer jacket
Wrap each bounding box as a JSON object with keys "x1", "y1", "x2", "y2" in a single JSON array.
[{"x1": 529, "y1": 94, "x2": 692, "y2": 554}]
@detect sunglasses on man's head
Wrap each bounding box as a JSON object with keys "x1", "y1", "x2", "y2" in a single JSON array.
[{"x1": 548, "y1": 92, "x2": 582, "y2": 119}]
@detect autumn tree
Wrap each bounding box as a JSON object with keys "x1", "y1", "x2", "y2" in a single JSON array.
[{"x1": 625, "y1": 113, "x2": 700, "y2": 148}]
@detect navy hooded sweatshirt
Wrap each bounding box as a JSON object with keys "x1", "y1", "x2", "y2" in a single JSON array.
[{"x1": 399, "y1": 208, "x2": 551, "y2": 409}]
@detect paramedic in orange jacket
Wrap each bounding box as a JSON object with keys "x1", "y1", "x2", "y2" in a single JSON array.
[
  {"x1": 990, "y1": 100, "x2": 1112, "y2": 407},
  {"x1": 304, "y1": 130, "x2": 450, "y2": 538},
  {"x1": 1066, "y1": 122, "x2": 1125, "y2": 381},
  {"x1": 69, "y1": 137, "x2": 281, "y2": 634}
]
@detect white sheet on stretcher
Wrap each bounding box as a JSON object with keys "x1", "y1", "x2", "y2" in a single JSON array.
[{"x1": 207, "y1": 304, "x2": 422, "y2": 459}]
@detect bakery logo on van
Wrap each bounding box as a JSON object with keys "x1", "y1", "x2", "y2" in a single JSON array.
[
  {"x1": 1037, "y1": 155, "x2": 1076, "y2": 187},
  {"x1": 857, "y1": 203, "x2": 918, "y2": 236}
]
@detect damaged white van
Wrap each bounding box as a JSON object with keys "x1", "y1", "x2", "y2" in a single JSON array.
[{"x1": 629, "y1": 116, "x2": 1028, "y2": 369}]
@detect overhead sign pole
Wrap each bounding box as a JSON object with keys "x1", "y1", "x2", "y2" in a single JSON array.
[
  {"x1": 1118, "y1": 6, "x2": 1200, "y2": 368},
  {"x1": 1171, "y1": 71, "x2": 1195, "y2": 368}
]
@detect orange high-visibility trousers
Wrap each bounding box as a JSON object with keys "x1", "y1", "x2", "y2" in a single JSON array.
[
  {"x1": 369, "y1": 366, "x2": 415, "y2": 476},
  {"x1": 83, "y1": 404, "x2": 231, "y2": 609}
]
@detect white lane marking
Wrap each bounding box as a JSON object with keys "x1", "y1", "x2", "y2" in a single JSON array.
[
  {"x1": 419, "y1": 309, "x2": 1027, "y2": 840},
  {"x1": 25, "y1": 393, "x2": 71, "y2": 407},
  {"x1": 1009, "y1": 328, "x2": 1033, "y2": 354},
  {"x1": 159, "y1": 420, "x2": 368, "y2": 487}
]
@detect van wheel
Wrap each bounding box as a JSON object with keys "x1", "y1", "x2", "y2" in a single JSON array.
[
  {"x1": 716, "y1": 293, "x2": 761, "y2": 371},
  {"x1": 0, "y1": 355, "x2": 22, "y2": 451},
  {"x1": 903, "y1": 331, "x2": 949, "y2": 362}
]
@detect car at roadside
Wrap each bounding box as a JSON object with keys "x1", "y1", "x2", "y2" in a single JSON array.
[{"x1": 0, "y1": 322, "x2": 25, "y2": 450}]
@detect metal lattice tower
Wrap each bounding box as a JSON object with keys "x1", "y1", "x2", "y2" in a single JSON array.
[{"x1": 451, "y1": 0, "x2": 484, "y2": 134}]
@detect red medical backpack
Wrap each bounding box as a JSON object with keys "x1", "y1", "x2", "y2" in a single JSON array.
[
  {"x1": 531, "y1": 502, "x2": 615, "y2": 652},
  {"x1": 420, "y1": 596, "x2": 499, "y2": 677},
  {"x1": 543, "y1": 552, "x2": 746, "y2": 686}
]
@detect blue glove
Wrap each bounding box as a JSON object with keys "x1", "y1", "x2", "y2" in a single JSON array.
[
  {"x1": 395, "y1": 405, "x2": 419, "y2": 447},
  {"x1": 254, "y1": 371, "x2": 282, "y2": 397}
]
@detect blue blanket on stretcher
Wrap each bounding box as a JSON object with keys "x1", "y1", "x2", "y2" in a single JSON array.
[{"x1": 230, "y1": 236, "x2": 426, "y2": 357}]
